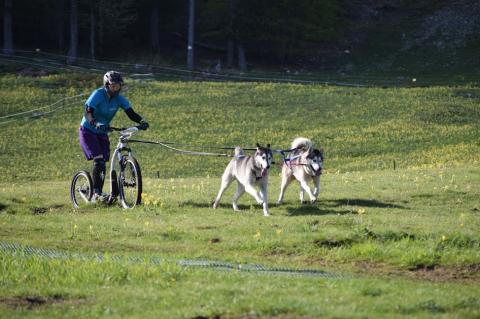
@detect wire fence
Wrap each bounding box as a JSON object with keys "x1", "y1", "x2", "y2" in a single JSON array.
[
  {"x1": 0, "y1": 242, "x2": 345, "y2": 279},
  {"x1": 1, "y1": 49, "x2": 477, "y2": 126},
  {"x1": 0, "y1": 94, "x2": 87, "y2": 126},
  {"x1": 2, "y1": 49, "x2": 476, "y2": 87}
]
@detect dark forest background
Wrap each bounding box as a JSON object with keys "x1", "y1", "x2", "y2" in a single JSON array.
[{"x1": 2, "y1": 0, "x2": 480, "y2": 73}]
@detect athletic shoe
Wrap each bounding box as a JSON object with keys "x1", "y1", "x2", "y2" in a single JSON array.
[{"x1": 92, "y1": 192, "x2": 109, "y2": 204}]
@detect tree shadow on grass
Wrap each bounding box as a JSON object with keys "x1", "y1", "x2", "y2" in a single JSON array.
[
  {"x1": 327, "y1": 198, "x2": 407, "y2": 209},
  {"x1": 177, "y1": 198, "x2": 406, "y2": 216},
  {"x1": 286, "y1": 204, "x2": 351, "y2": 216},
  {"x1": 178, "y1": 200, "x2": 251, "y2": 210},
  {"x1": 284, "y1": 198, "x2": 406, "y2": 216}
]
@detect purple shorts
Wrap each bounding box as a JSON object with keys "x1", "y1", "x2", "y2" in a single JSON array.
[{"x1": 79, "y1": 126, "x2": 110, "y2": 161}]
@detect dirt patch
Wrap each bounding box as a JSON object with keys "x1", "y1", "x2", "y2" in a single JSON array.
[
  {"x1": 32, "y1": 207, "x2": 47, "y2": 215},
  {"x1": 197, "y1": 225, "x2": 218, "y2": 230},
  {"x1": 349, "y1": 260, "x2": 480, "y2": 283},
  {"x1": 0, "y1": 295, "x2": 87, "y2": 309},
  {"x1": 192, "y1": 314, "x2": 313, "y2": 319},
  {"x1": 313, "y1": 238, "x2": 353, "y2": 248},
  {"x1": 209, "y1": 238, "x2": 221, "y2": 244},
  {"x1": 31, "y1": 204, "x2": 65, "y2": 215},
  {"x1": 10, "y1": 198, "x2": 25, "y2": 204},
  {"x1": 297, "y1": 256, "x2": 480, "y2": 283},
  {"x1": 408, "y1": 264, "x2": 480, "y2": 282}
]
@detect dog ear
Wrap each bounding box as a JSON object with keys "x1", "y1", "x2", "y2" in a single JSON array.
[
  {"x1": 267, "y1": 143, "x2": 271, "y2": 148},
  {"x1": 256, "y1": 143, "x2": 261, "y2": 149}
]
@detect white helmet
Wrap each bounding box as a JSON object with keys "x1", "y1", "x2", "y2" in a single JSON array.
[{"x1": 103, "y1": 70, "x2": 124, "y2": 87}]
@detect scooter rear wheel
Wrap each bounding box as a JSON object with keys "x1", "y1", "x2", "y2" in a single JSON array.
[{"x1": 70, "y1": 170, "x2": 93, "y2": 208}]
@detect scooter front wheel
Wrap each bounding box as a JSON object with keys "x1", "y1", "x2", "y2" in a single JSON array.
[{"x1": 118, "y1": 156, "x2": 142, "y2": 209}]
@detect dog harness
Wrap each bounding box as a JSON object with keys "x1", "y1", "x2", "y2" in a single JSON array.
[{"x1": 281, "y1": 149, "x2": 322, "y2": 176}]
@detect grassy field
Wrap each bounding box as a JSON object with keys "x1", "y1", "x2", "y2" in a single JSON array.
[{"x1": 0, "y1": 70, "x2": 479, "y2": 318}]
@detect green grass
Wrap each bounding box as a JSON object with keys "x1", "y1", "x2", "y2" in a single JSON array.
[
  {"x1": 1, "y1": 252, "x2": 479, "y2": 319},
  {"x1": 1, "y1": 74, "x2": 480, "y2": 181},
  {"x1": 1, "y1": 168, "x2": 479, "y2": 271},
  {"x1": 0, "y1": 71, "x2": 479, "y2": 318}
]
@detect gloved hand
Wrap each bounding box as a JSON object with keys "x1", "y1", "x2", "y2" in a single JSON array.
[
  {"x1": 138, "y1": 119, "x2": 149, "y2": 130},
  {"x1": 95, "y1": 122, "x2": 108, "y2": 133}
]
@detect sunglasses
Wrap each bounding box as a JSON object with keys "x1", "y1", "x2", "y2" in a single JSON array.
[{"x1": 109, "y1": 83, "x2": 122, "y2": 90}]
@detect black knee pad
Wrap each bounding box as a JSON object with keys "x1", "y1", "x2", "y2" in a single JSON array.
[
  {"x1": 93, "y1": 158, "x2": 106, "y2": 170},
  {"x1": 92, "y1": 158, "x2": 106, "y2": 192}
]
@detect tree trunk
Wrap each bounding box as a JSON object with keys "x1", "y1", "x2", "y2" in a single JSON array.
[
  {"x1": 150, "y1": 0, "x2": 160, "y2": 52},
  {"x1": 67, "y1": 0, "x2": 78, "y2": 64},
  {"x1": 227, "y1": 40, "x2": 234, "y2": 68},
  {"x1": 238, "y1": 44, "x2": 247, "y2": 71},
  {"x1": 3, "y1": 0, "x2": 13, "y2": 56},
  {"x1": 98, "y1": 3, "x2": 104, "y2": 57},
  {"x1": 187, "y1": 0, "x2": 195, "y2": 70},
  {"x1": 90, "y1": 1, "x2": 96, "y2": 60},
  {"x1": 57, "y1": 0, "x2": 65, "y2": 53},
  {"x1": 226, "y1": 0, "x2": 236, "y2": 68}
]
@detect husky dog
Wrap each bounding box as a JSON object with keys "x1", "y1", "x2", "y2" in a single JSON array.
[
  {"x1": 277, "y1": 137, "x2": 323, "y2": 204},
  {"x1": 213, "y1": 144, "x2": 273, "y2": 216}
]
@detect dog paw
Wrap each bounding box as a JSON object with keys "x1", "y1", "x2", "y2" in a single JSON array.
[
  {"x1": 213, "y1": 203, "x2": 218, "y2": 209},
  {"x1": 310, "y1": 199, "x2": 317, "y2": 204},
  {"x1": 276, "y1": 201, "x2": 283, "y2": 205},
  {"x1": 263, "y1": 212, "x2": 270, "y2": 216}
]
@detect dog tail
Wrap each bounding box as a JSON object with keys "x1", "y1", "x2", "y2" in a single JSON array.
[
  {"x1": 291, "y1": 137, "x2": 313, "y2": 151},
  {"x1": 234, "y1": 146, "x2": 244, "y2": 158}
]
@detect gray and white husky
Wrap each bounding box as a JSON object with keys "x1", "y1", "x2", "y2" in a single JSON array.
[
  {"x1": 277, "y1": 137, "x2": 324, "y2": 204},
  {"x1": 213, "y1": 144, "x2": 273, "y2": 216}
]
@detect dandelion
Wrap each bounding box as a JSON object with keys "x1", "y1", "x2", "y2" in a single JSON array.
[
  {"x1": 70, "y1": 223, "x2": 78, "y2": 239},
  {"x1": 276, "y1": 229, "x2": 283, "y2": 235},
  {"x1": 442, "y1": 235, "x2": 447, "y2": 241},
  {"x1": 254, "y1": 230, "x2": 261, "y2": 239},
  {"x1": 357, "y1": 208, "x2": 366, "y2": 215},
  {"x1": 145, "y1": 221, "x2": 150, "y2": 227}
]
